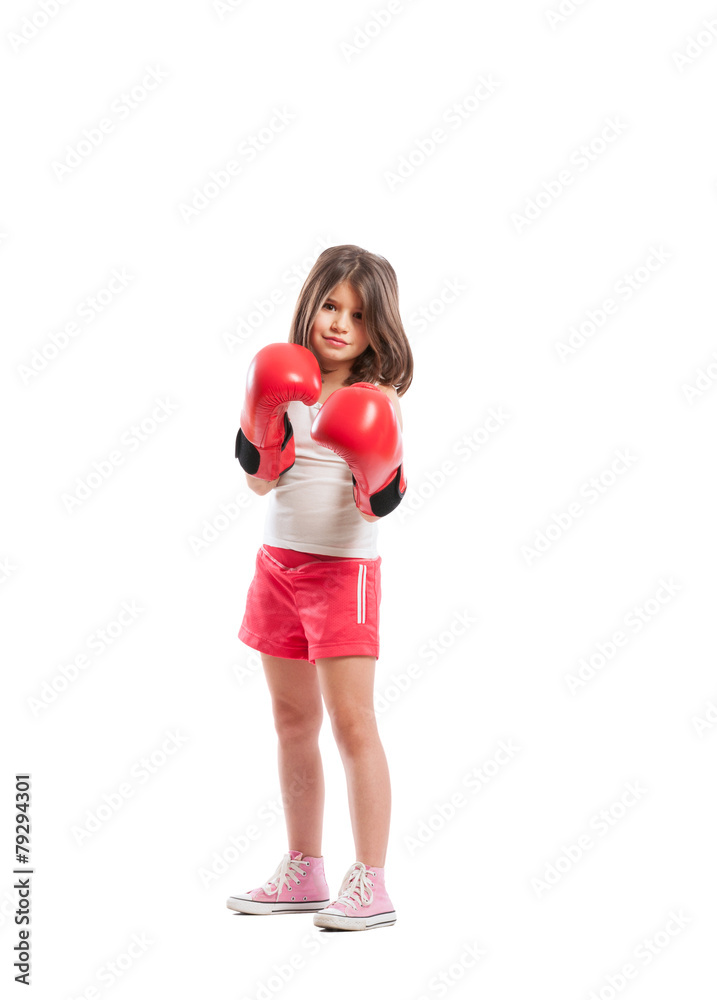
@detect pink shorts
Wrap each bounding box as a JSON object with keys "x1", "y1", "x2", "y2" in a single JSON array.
[{"x1": 238, "y1": 545, "x2": 381, "y2": 665}]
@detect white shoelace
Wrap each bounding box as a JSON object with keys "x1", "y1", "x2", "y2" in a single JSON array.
[
  {"x1": 262, "y1": 853, "x2": 308, "y2": 897},
  {"x1": 332, "y1": 863, "x2": 374, "y2": 911}
]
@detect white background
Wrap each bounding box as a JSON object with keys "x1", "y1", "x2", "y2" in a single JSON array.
[{"x1": 2, "y1": 0, "x2": 716, "y2": 997}]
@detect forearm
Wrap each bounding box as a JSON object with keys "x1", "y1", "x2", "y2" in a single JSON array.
[{"x1": 245, "y1": 473, "x2": 280, "y2": 495}]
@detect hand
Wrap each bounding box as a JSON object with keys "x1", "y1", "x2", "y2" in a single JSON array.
[
  {"x1": 310, "y1": 382, "x2": 407, "y2": 517},
  {"x1": 235, "y1": 343, "x2": 321, "y2": 481}
]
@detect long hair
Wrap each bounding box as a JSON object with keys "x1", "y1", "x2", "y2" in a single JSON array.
[{"x1": 288, "y1": 244, "x2": 413, "y2": 397}]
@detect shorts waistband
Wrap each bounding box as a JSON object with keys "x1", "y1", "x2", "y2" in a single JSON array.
[
  {"x1": 262, "y1": 544, "x2": 345, "y2": 567},
  {"x1": 261, "y1": 545, "x2": 379, "y2": 571}
]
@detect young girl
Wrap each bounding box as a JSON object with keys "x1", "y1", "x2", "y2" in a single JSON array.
[{"x1": 226, "y1": 244, "x2": 413, "y2": 931}]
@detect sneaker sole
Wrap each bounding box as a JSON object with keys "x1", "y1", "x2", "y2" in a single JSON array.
[
  {"x1": 313, "y1": 910, "x2": 397, "y2": 930},
  {"x1": 227, "y1": 897, "x2": 330, "y2": 915}
]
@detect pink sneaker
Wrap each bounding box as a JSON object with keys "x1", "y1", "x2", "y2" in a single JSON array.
[
  {"x1": 313, "y1": 861, "x2": 397, "y2": 930},
  {"x1": 227, "y1": 850, "x2": 329, "y2": 915}
]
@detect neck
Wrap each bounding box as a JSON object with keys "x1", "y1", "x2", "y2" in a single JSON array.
[{"x1": 321, "y1": 365, "x2": 351, "y2": 387}]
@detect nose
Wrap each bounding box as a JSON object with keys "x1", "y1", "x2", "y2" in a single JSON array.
[{"x1": 331, "y1": 312, "x2": 349, "y2": 333}]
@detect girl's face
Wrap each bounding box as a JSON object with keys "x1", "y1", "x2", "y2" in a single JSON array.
[{"x1": 309, "y1": 281, "x2": 370, "y2": 370}]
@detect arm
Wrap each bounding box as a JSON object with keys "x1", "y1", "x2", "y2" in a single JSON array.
[
  {"x1": 358, "y1": 385, "x2": 403, "y2": 521},
  {"x1": 245, "y1": 472, "x2": 280, "y2": 496},
  {"x1": 310, "y1": 382, "x2": 407, "y2": 519},
  {"x1": 235, "y1": 342, "x2": 321, "y2": 481}
]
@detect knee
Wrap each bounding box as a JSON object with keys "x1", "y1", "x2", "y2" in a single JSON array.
[
  {"x1": 330, "y1": 709, "x2": 378, "y2": 753},
  {"x1": 273, "y1": 701, "x2": 323, "y2": 742}
]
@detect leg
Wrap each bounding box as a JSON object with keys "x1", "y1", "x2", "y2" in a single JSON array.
[
  {"x1": 261, "y1": 653, "x2": 325, "y2": 858},
  {"x1": 315, "y1": 655, "x2": 390, "y2": 868}
]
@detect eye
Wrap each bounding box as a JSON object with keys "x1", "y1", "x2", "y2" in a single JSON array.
[{"x1": 322, "y1": 302, "x2": 362, "y2": 319}]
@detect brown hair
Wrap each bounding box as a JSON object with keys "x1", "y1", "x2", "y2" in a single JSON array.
[{"x1": 288, "y1": 244, "x2": 413, "y2": 396}]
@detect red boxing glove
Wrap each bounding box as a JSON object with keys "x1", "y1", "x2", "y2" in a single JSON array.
[
  {"x1": 236, "y1": 343, "x2": 321, "y2": 480},
  {"x1": 310, "y1": 382, "x2": 407, "y2": 517}
]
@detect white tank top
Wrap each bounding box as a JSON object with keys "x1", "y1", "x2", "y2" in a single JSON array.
[{"x1": 263, "y1": 397, "x2": 380, "y2": 558}]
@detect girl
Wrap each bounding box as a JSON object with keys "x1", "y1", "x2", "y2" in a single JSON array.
[{"x1": 227, "y1": 244, "x2": 412, "y2": 931}]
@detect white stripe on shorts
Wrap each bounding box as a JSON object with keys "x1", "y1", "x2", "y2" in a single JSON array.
[{"x1": 356, "y1": 564, "x2": 367, "y2": 624}]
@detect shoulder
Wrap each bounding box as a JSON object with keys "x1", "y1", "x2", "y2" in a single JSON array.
[
  {"x1": 375, "y1": 382, "x2": 397, "y2": 399},
  {"x1": 376, "y1": 383, "x2": 403, "y2": 431}
]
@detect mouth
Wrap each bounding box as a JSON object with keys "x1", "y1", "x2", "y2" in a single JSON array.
[{"x1": 324, "y1": 337, "x2": 347, "y2": 346}]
